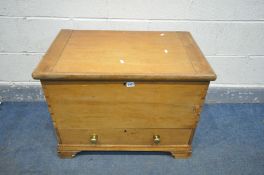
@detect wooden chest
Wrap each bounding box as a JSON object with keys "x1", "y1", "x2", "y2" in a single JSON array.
[{"x1": 32, "y1": 30, "x2": 216, "y2": 158}]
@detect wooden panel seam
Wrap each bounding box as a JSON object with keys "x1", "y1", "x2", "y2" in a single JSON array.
[
  {"x1": 51, "y1": 30, "x2": 73, "y2": 72},
  {"x1": 41, "y1": 81, "x2": 62, "y2": 144},
  {"x1": 32, "y1": 29, "x2": 73, "y2": 79}
]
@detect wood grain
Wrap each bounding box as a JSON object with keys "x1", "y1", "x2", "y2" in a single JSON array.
[
  {"x1": 179, "y1": 32, "x2": 216, "y2": 76},
  {"x1": 42, "y1": 81, "x2": 207, "y2": 128},
  {"x1": 32, "y1": 30, "x2": 216, "y2": 81},
  {"x1": 42, "y1": 81, "x2": 208, "y2": 105},
  {"x1": 32, "y1": 30, "x2": 72, "y2": 78},
  {"x1": 49, "y1": 103, "x2": 198, "y2": 129}
]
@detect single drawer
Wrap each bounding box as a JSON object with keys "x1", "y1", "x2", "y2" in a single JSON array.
[{"x1": 58, "y1": 128, "x2": 192, "y2": 145}]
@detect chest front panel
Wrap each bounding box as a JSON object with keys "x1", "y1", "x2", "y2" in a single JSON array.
[
  {"x1": 42, "y1": 81, "x2": 208, "y2": 129},
  {"x1": 42, "y1": 81, "x2": 208, "y2": 150}
]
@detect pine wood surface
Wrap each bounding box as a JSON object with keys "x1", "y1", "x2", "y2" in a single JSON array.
[
  {"x1": 57, "y1": 145, "x2": 192, "y2": 158},
  {"x1": 42, "y1": 81, "x2": 207, "y2": 129},
  {"x1": 32, "y1": 30, "x2": 216, "y2": 81},
  {"x1": 32, "y1": 30, "x2": 216, "y2": 158}
]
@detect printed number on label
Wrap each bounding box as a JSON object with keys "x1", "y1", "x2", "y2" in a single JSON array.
[{"x1": 125, "y1": 82, "x2": 135, "y2": 87}]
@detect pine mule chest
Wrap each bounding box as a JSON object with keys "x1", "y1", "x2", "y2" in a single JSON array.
[{"x1": 32, "y1": 30, "x2": 216, "y2": 159}]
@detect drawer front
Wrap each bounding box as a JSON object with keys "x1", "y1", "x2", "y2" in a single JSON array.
[
  {"x1": 58, "y1": 128, "x2": 192, "y2": 145},
  {"x1": 43, "y1": 81, "x2": 208, "y2": 129}
]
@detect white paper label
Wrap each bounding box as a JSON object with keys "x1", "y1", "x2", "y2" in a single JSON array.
[{"x1": 125, "y1": 82, "x2": 135, "y2": 87}]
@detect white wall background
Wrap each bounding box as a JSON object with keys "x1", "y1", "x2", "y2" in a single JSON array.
[{"x1": 0, "y1": 0, "x2": 264, "y2": 86}]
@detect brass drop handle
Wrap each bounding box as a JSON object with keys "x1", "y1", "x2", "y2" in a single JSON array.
[
  {"x1": 90, "y1": 134, "x2": 98, "y2": 144},
  {"x1": 153, "y1": 135, "x2": 160, "y2": 144}
]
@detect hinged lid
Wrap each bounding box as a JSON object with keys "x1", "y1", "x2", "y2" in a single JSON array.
[{"x1": 32, "y1": 30, "x2": 216, "y2": 81}]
